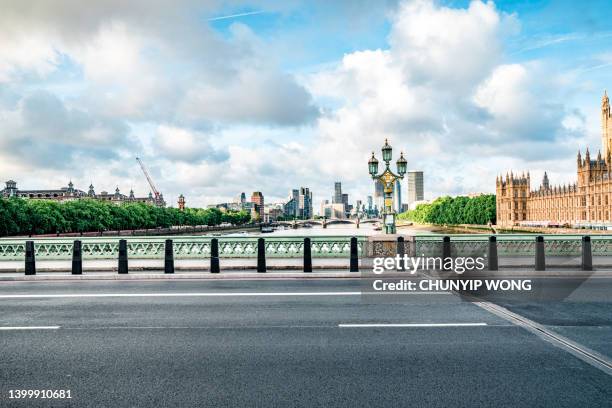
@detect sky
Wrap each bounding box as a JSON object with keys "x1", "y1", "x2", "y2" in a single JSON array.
[{"x1": 0, "y1": 0, "x2": 611, "y2": 209}]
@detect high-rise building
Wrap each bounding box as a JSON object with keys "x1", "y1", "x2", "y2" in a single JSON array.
[
  {"x1": 233, "y1": 192, "x2": 247, "y2": 209},
  {"x1": 367, "y1": 195, "x2": 373, "y2": 211},
  {"x1": 299, "y1": 187, "x2": 313, "y2": 219},
  {"x1": 320, "y1": 202, "x2": 346, "y2": 219},
  {"x1": 333, "y1": 182, "x2": 342, "y2": 204},
  {"x1": 406, "y1": 171, "x2": 424, "y2": 207},
  {"x1": 251, "y1": 191, "x2": 264, "y2": 221},
  {"x1": 283, "y1": 200, "x2": 296, "y2": 219},
  {"x1": 284, "y1": 189, "x2": 299, "y2": 218},
  {"x1": 319, "y1": 200, "x2": 329, "y2": 217},
  {"x1": 394, "y1": 179, "x2": 402, "y2": 213},
  {"x1": 341, "y1": 193, "x2": 349, "y2": 214},
  {"x1": 374, "y1": 179, "x2": 384, "y2": 210},
  {"x1": 284, "y1": 188, "x2": 312, "y2": 219}
]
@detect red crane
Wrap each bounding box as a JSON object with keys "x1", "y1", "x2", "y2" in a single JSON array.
[{"x1": 136, "y1": 157, "x2": 161, "y2": 202}]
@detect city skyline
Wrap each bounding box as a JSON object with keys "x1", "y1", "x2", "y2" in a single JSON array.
[{"x1": 0, "y1": 1, "x2": 610, "y2": 206}]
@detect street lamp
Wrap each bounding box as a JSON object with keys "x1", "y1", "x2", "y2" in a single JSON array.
[{"x1": 368, "y1": 139, "x2": 407, "y2": 234}]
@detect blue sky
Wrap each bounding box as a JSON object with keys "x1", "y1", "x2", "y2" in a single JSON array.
[
  {"x1": 0, "y1": 0, "x2": 610, "y2": 208},
  {"x1": 207, "y1": 1, "x2": 612, "y2": 69}
]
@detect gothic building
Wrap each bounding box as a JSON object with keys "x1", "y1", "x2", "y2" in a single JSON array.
[
  {"x1": 0, "y1": 180, "x2": 164, "y2": 207},
  {"x1": 496, "y1": 91, "x2": 612, "y2": 227}
]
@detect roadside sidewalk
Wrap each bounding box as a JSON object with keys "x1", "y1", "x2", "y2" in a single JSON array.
[
  {"x1": 1, "y1": 268, "x2": 611, "y2": 281},
  {"x1": 0, "y1": 270, "x2": 360, "y2": 281},
  {"x1": 0, "y1": 258, "x2": 350, "y2": 273}
]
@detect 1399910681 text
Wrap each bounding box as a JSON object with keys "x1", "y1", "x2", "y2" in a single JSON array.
[{"x1": 7, "y1": 389, "x2": 72, "y2": 399}]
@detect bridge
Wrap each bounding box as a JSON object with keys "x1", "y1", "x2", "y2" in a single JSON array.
[
  {"x1": 273, "y1": 218, "x2": 380, "y2": 228},
  {"x1": 0, "y1": 233, "x2": 609, "y2": 408}
]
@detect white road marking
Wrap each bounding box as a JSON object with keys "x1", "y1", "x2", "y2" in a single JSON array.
[
  {"x1": 472, "y1": 300, "x2": 612, "y2": 376},
  {"x1": 338, "y1": 323, "x2": 487, "y2": 328},
  {"x1": 0, "y1": 291, "x2": 450, "y2": 299},
  {"x1": 64, "y1": 324, "x2": 339, "y2": 330},
  {"x1": 0, "y1": 326, "x2": 60, "y2": 330}
]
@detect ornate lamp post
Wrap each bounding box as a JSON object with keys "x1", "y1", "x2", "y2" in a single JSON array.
[{"x1": 368, "y1": 139, "x2": 407, "y2": 234}]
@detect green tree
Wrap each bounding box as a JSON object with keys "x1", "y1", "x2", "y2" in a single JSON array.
[
  {"x1": 26, "y1": 200, "x2": 68, "y2": 234},
  {"x1": 0, "y1": 197, "x2": 253, "y2": 237},
  {"x1": 398, "y1": 194, "x2": 496, "y2": 226}
]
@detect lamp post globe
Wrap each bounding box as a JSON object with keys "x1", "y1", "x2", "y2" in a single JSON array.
[
  {"x1": 397, "y1": 152, "x2": 407, "y2": 176},
  {"x1": 368, "y1": 152, "x2": 379, "y2": 176},
  {"x1": 382, "y1": 139, "x2": 392, "y2": 163}
]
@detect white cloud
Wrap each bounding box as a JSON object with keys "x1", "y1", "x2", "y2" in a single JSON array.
[
  {"x1": 0, "y1": 0, "x2": 602, "y2": 207},
  {"x1": 180, "y1": 68, "x2": 318, "y2": 126},
  {"x1": 153, "y1": 125, "x2": 228, "y2": 163},
  {"x1": 299, "y1": 0, "x2": 587, "y2": 202},
  {"x1": 389, "y1": 0, "x2": 518, "y2": 91},
  {"x1": 0, "y1": 90, "x2": 133, "y2": 170},
  {"x1": 0, "y1": 2, "x2": 318, "y2": 126},
  {"x1": 0, "y1": 32, "x2": 59, "y2": 82}
]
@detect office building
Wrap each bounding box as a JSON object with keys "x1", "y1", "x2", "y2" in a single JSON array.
[
  {"x1": 406, "y1": 171, "x2": 424, "y2": 207},
  {"x1": 394, "y1": 179, "x2": 402, "y2": 213},
  {"x1": 299, "y1": 187, "x2": 313, "y2": 219},
  {"x1": 374, "y1": 179, "x2": 384, "y2": 210},
  {"x1": 251, "y1": 192, "x2": 264, "y2": 221},
  {"x1": 284, "y1": 187, "x2": 312, "y2": 219},
  {"x1": 333, "y1": 182, "x2": 342, "y2": 204}
]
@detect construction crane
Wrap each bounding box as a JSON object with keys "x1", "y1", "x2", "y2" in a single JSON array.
[{"x1": 136, "y1": 157, "x2": 161, "y2": 203}]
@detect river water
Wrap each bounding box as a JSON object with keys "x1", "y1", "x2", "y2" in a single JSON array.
[{"x1": 220, "y1": 223, "x2": 448, "y2": 237}]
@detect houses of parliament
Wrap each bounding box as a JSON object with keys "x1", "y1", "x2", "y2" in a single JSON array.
[{"x1": 496, "y1": 90, "x2": 612, "y2": 227}]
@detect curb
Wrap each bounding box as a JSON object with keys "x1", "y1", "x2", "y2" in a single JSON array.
[
  {"x1": 0, "y1": 272, "x2": 362, "y2": 281},
  {"x1": 0, "y1": 264, "x2": 352, "y2": 273},
  {"x1": 1, "y1": 270, "x2": 610, "y2": 281}
]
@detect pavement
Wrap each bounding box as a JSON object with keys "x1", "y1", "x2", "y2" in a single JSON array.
[
  {"x1": 3, "y1": 255, "x2": 612, "y2": 272},
  {"x1": 0, "y1": 258, "x2": 351, "y2": 273},
  {"x1": 0, "y1": 278, "x2": 610, "y2": 407}
]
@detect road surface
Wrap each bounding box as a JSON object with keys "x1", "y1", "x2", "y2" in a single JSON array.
[{"x1": 0, "y1": 279, "x2": 610, "y2": 407}]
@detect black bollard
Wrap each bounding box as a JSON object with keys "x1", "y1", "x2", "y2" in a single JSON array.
[
  {"x1": 350, "y1": 237, "x2": 359, "y2": 272},
  {"x1": 303, "y1": 238, "x2": 312, "y2": 273},
  {"x1": 25, "y1": 240, "x2": 36, "y2": 275},
  {"x1": 535, "y1": 236, "x2": 545, "y2": 271},
  {"x1": 442, "y1": 236, "x2": 451, "y2": 271},
  {"x1": 118, "y1": 239, "x2": 128, "y2": 274},
  {"x1": 72, "y1": 240, "x2": 83, "y2": 275},
  {"x1": 257, "y1": 238, "x2": 266, "y2": 273},
  {"x1": 397, "y1": 236, "x2": 405, "y2": 271},
  {"x1": 210, "y1": 238, "x2": 220, "y2": 273},
  {"x1": 488, "y1": 236, "x2": 498, "y2": 271},
  {"x1": 164, "y1": 239, "x2": 174, "y2": 274},
  {"x1": 581, "y1": 236, "x2": 593, "y2": 271}
]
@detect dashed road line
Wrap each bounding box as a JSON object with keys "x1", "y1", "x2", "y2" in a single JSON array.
[
  {"x1": 338, "y1": 323, "x2": 487, "y2": 328},
  {"x1": 0, "y1": 326, "x2": 60, "y2": 330}
]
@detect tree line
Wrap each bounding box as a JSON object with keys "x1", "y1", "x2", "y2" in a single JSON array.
[
  {"x1": 0, "y1": 198, "x2": 251, "y2": 236},
  {"x1": 398, "y1": 194, "x2": 496, "y2": 225}
]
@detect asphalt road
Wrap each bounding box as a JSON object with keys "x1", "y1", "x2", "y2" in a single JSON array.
[{"x1": 0, "y1": 279, "x2": 610, "y2": 407}]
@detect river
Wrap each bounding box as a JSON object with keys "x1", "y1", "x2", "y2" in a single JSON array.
[{"x1": 219, "y1": 223, "x2": 456, "y2": 237}]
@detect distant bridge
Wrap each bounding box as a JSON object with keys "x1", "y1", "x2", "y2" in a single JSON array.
[{"x1": 273, "y1": 218, "x2": 380, "y2": 228}]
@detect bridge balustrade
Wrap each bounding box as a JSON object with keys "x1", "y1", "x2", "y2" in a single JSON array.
[{"x1": 1, "y1": 234, "x2": 608, "y2": 274}]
